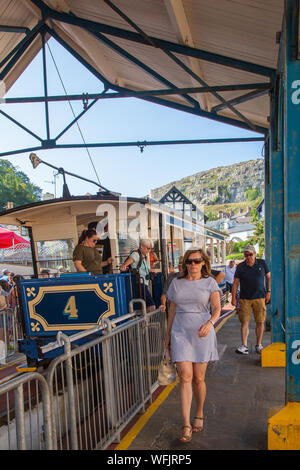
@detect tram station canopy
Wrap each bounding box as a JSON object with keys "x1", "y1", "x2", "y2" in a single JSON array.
[{"x1": 0, "y1": 0, "x2": 284, "y2": 136}]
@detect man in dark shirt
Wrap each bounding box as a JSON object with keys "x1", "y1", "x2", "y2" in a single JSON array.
[{"x1": 231, "y1": 245, "x2": 271, "y2": 355}]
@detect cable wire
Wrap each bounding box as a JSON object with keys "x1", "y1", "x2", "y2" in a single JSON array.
[{"x1": 46, "y1": 42, "x2": 102, "y2": 185}]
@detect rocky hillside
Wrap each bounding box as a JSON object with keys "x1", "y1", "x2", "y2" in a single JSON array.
[{"x1": 150, "y1": 159, "x2": 264, "y2": 207}]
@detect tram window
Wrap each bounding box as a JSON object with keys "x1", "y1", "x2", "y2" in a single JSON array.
[
  {"x1": 117, "y1": 235, "x2": 138, "y2": 265},
  {"x1": 36, "y1": 239, "x2": 75, "y2": 273}
]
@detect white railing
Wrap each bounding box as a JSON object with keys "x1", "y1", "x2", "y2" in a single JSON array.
[{"x1": 0, "y1": 301, "x2": 166, "y2": 450}]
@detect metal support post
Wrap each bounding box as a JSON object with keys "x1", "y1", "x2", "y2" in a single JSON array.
[
  {"x1": 268, "y1": 0, "x2": 300, "y2": 449},
  {"x1": 57, "y1": 332, "x2": 78, "y2": 450}
]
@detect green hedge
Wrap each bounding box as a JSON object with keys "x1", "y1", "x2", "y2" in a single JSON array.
[{"x1": 226, "y1": 253, "x2": 244, "y2": 260}]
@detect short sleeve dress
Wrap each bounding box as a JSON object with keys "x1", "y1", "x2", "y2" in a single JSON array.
[{"x1": 167, "y1": 276, "x2": 221, "y2": 363}]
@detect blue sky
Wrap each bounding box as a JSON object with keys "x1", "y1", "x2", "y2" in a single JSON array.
[{"x1": 1, "y1": 37, "x2": 264, "y2": 199}]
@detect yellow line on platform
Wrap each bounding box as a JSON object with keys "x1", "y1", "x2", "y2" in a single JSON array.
[{"x1": 115, "y1": 378, "x2": 180, "y2": 450}]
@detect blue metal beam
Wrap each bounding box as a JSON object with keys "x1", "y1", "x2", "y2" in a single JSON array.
[
  {"x1": 283, "y1": 0, "x2": 300, "y2": 403},
  {"x1": 31, "y1": 0, "x2": 276, "y2": 78},
  {"x1": 268, "y1": 67, "x2": 285, "y2": 343},
  {"x1": 101, "y1": 0, "x2": 258, "y2": 130},
  {"x1": 0, "y1": 137, "x2": 265, "y2": 159},
  {"x1": 0, "y1": 109, "x2": 43, "y2": 142},
  {"x1": 0, "y1": 25, "x2": 30, "y2": 34},
  {"x1": 0, "y1": 21, "x2": 44, "y2": 81},
  {"x1": 0, "y1": 20, "x2": 44, "y2": 70},
  {"x1": 54, "y1": 99, "x2": 99, "y2": 142},
  {"x1": 2, "y1": 83, "x2": 270, "y2": 104},
  {"x1": 211, "y1": 88, "x2": 269, "y2": 113},
  {"x1": 89, "y1": 29, "x2": 199, "y2": 109},
  {"x1": 41, "y1": 29, "x2": 50, "y2": 141},
  {"x1": 45, "y1": 25, "x2": 268, "y2": 134}
]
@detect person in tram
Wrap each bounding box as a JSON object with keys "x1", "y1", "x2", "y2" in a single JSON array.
[
  {"x1": 120, "y1": 238, "x2": 156, "y2": 312},
  {"x1": 73, "y1": 229, "x2": 113, "y2": 275},
  {"x1": 88, "y1": 220, "x2": 112, "y2": 274},
  {"x1": 40, "y1": 269, "x2": 51, "y2": 278},
  {"x1": 163, "y1": 247, "x2": 221, "y2": 443},
  {"x1": 149, "y1": 249, "x2": 159, "y2": 270}
]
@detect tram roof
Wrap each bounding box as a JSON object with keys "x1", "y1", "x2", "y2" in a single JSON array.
[
  {"x1": 0, "y1": 193, "x2": 227, "y2": 239},
  {"x1": 1, "y1": 0, "x2": 283, "y2": 133}
]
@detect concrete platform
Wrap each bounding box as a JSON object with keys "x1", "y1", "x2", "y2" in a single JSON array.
[{"x1": 127, "y1": 313, "x2": 285, "y2": 451}]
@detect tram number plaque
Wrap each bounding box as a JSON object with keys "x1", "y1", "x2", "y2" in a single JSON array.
[{"x1": 24, "y1": 283, "x2": 116, "y2": 335}]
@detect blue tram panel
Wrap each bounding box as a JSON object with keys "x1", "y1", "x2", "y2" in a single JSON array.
[{"x1": 19, "y1": 273, "x2": 133, "y2": 338}]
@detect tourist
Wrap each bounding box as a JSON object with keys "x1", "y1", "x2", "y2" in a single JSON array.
[
  {"x1": 120, "y1": 239, "x2": 156, "y2": 312},
  {"x1": 73, "y1": 229, "x2": 113, "y2": 275},
  {"x1": 163, "y1": 248, "x2": 221, "y2": 442},
  {"x1": 232, "y1": 245, "x2": 270, "y2": 355}
]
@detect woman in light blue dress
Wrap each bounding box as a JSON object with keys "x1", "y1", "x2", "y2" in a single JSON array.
[{"x1": 164, "y1": 248, "x2": 221, "y2": 443}]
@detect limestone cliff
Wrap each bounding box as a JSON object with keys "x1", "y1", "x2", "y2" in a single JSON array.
[{"x1": 150, "y1": 159, "x2": 264, "y2": 207}]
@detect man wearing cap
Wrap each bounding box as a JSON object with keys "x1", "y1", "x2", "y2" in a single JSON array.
[{"x1": 231, "y1": 245, "x2": 271, "y2": 355}]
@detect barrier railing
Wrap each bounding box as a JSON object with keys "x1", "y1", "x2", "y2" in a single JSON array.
[
  {"x1": 0, "y1": 307, "x2": 23, "y2": 365},
  {"x1": 45, "y1": 301, "x2": 165, "y2": 450},
  {"x1": 0, "y1": 301, "x2": 166, "y2": 450},
  {"x1": 0, "y1": 373, "x2": 52, "y2": 450}
]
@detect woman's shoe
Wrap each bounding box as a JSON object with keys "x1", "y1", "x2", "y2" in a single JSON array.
[
  {"x1": 192, "y1": 416, "x2": 204, "y2": 433},
  {"x1": 179, "y1": 425, "x2": 192, "y2": 443}
]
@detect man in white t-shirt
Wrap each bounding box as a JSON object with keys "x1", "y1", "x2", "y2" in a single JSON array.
[{"x1": 224, "y1": 260, "x2": 236, "y2": 300}]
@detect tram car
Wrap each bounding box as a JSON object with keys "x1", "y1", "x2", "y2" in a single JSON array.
[{"x1": 0, "y1": 190, "x2": 227, "y2": 366}]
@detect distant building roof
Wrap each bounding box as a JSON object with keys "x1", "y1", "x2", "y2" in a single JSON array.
[
  {"x1": 227, "y1": 223, "x2": 255, "y2": 234},
  {"x1": 159, "y1": 186, "x2": 207, "y2": 223}
]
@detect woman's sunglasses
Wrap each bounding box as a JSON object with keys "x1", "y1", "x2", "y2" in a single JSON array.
[{"x1": 186, "y1": 258, "x2": 203, "y2": 265}]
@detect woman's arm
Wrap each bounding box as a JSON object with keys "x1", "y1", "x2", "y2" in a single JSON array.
[
  {"x1": 163, "y1": 301, "x2": 176, "y2": 348},
  {"x1": 231, "y1": 278, "x2": 240, "y2": 306},
  {"x1": 101, "y1": 257, "x2": 114, "y2": 267},
  {"x1": 120, "y1": 256, "x2": 134, "y2": 272},
  {"x1": 198, "y1": 291, "x2": 221, "y2": 337},
  {"x1": 74, "y1": 260, "x2": 87, "y2": 272}
]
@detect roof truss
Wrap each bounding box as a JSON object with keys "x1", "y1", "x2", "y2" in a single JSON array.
[{"x1": 0, "y1": 0, "x2": 275, "y2": 159}]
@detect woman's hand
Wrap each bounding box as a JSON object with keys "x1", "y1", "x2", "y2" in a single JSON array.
[
  {"x1": 198, "y1": 321, "x2": 213, "y2": 338},
  {"x1": 107, "y1": 257, "x2": 114, "y2": 265},
  {"x1": 159, "y1": 303, "x2": 166, "y2": 313}
]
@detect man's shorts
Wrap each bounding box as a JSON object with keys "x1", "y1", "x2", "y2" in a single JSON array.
[{"x1": 238, "y1": 298, "x2": 266, "y2": 323}]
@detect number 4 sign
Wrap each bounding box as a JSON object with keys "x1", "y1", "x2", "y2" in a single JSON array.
[{"x1": 63, "y1": 296, "x2": 79, "y2": 320}]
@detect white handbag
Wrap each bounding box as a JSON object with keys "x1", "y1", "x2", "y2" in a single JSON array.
[{"x1": 158, "y1": 348, "x2": 177, "y2": 385}]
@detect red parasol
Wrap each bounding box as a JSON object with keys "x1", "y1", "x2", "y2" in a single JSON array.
[{"x1": 0, "y1": 227, "x2": 30, "y2": 249}]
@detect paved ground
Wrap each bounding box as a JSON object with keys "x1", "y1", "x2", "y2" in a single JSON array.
[{"x1": 128, "y1": 312, "x2": 285, "y2": 451}]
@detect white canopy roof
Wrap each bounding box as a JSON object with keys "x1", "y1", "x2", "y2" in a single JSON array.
[{"x1": 0, "y1": 0, "x2": 284, "y2": 133}]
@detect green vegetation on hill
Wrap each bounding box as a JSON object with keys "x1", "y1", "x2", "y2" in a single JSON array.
[{"x1": 0, "y1": 160, "x2": 42, "y2": 210}]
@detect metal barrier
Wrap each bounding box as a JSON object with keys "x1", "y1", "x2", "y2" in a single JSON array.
[
  {"x1": 44, "y1": 301, "x2": 165, "y2": 450},
  {"x1": 0, "y1": 373, "x2": 52, "y2": 450},
  {"x1": 0, "y1": 307, "x2": 23, "y2": 365},
  {"x1": 0, "y1": 301, "x2": 165, "y2": 450}
]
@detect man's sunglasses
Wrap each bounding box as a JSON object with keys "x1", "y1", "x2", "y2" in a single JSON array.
[
  {"x1": 186, "y1": 258, "x2": 203, "y2": 265},
  {"x1": 244, "y1": 253, "x2": 254, "y2": 257}
]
